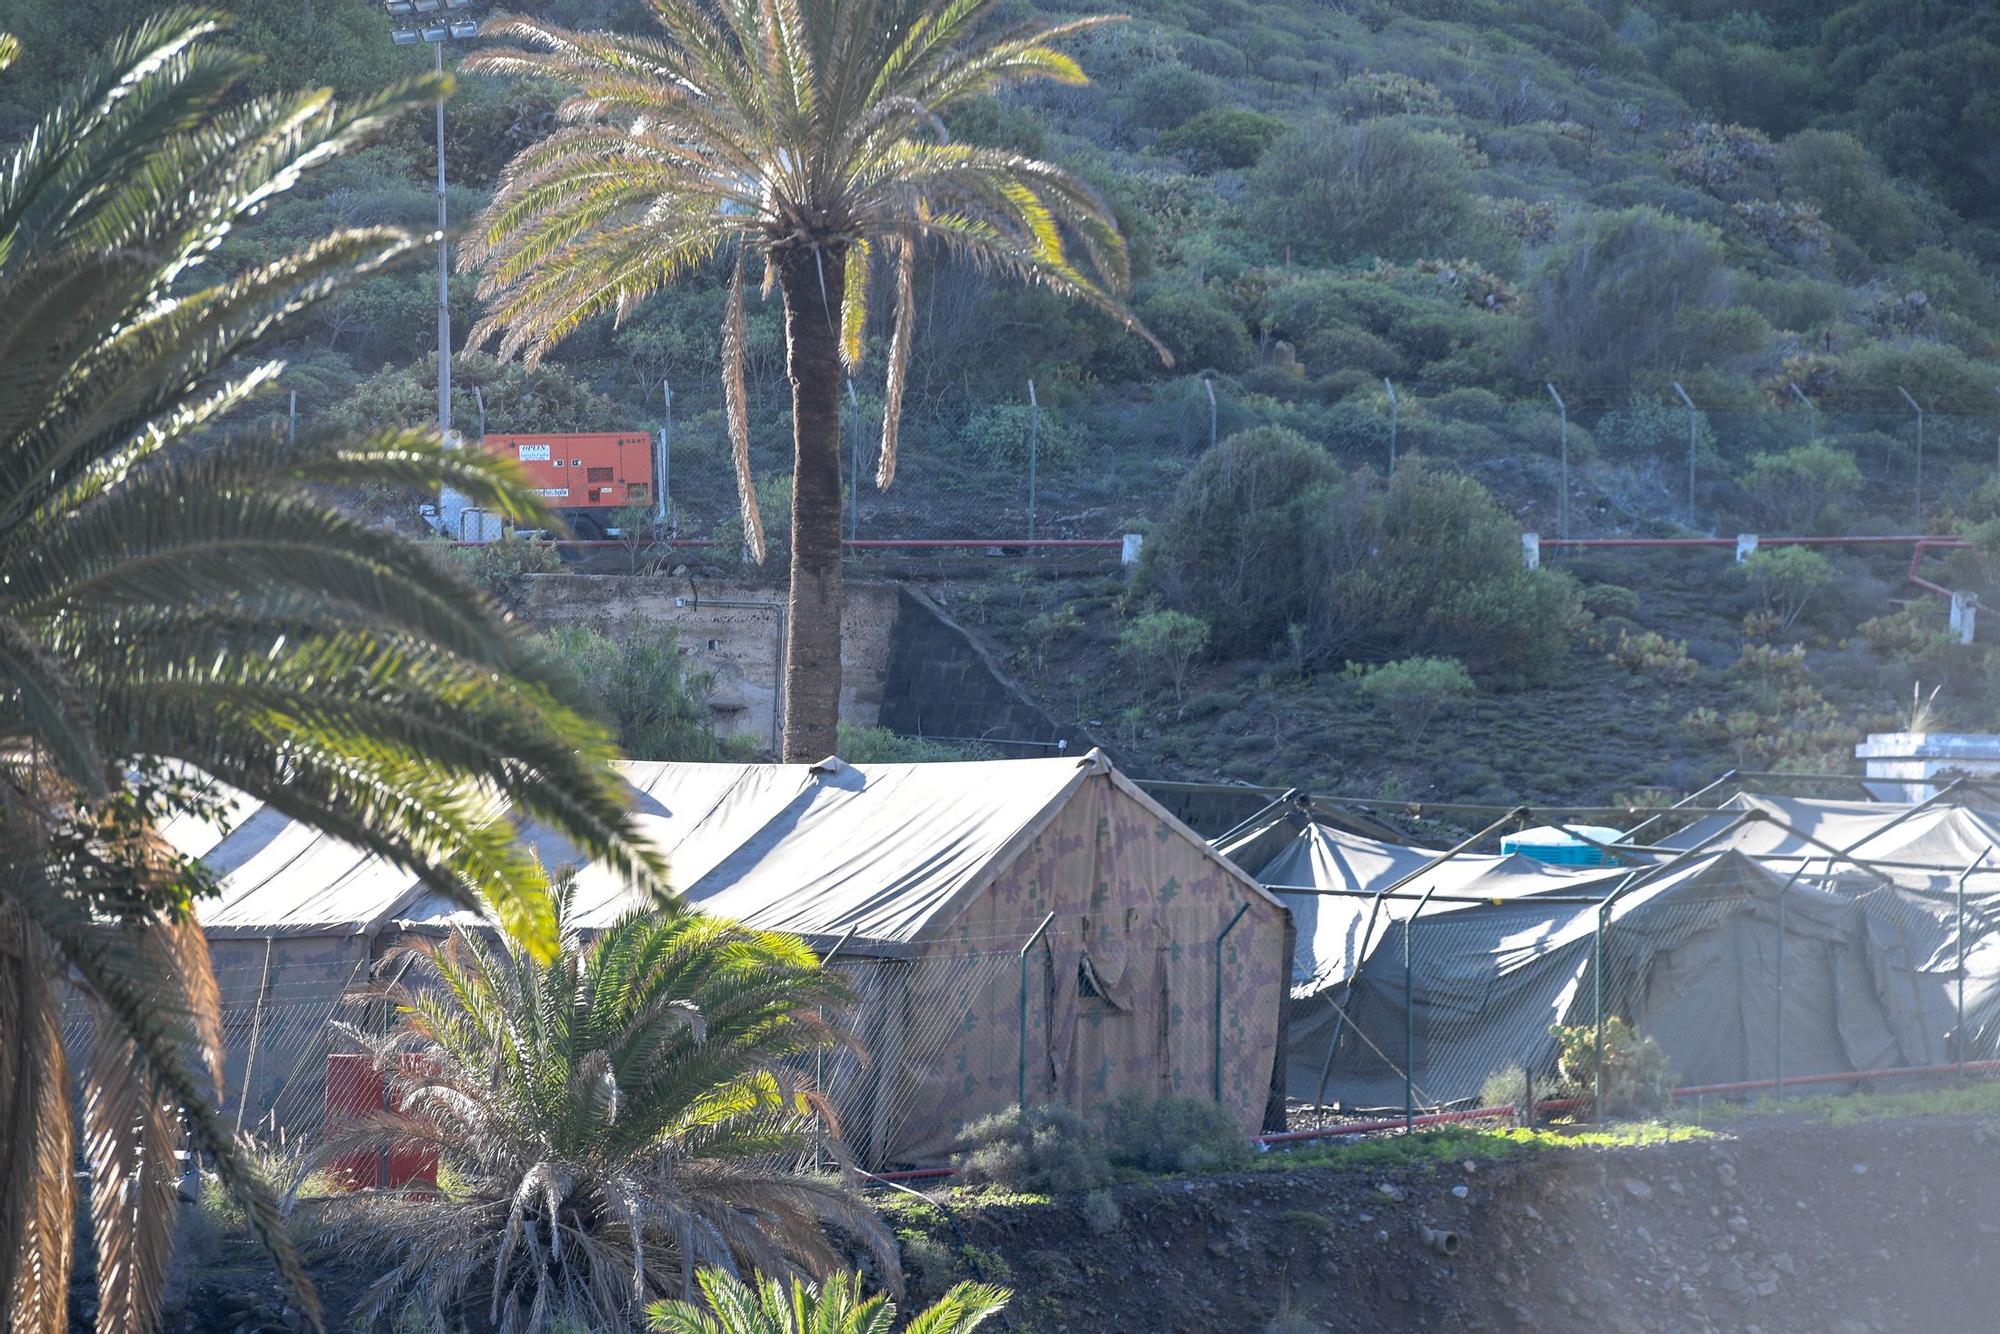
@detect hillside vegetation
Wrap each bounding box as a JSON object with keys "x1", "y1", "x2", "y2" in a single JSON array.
[{"x1": 10, "y1": 1, "x2": 2000, "y2": 795}]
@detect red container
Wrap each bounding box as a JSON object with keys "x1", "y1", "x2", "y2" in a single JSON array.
[
  {"x1": 483, "y1": 431, "x2": 654, "y2": 537},
  {"x1": 323, "y1": 1053, "x2": 440, "y2": 1191}
]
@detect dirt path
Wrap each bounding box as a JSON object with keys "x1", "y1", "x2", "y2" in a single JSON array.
[{"x1": 893, "y1": 1116, "x2": 2000, "y2": 1333}]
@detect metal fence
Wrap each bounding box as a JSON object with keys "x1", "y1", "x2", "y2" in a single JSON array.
[{"x1": 1286, "y1": 867, "x2": 2000, "y2": 1140}]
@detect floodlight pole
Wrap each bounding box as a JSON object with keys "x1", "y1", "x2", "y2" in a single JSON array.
[
  {"x1": 661, "y1": 378, "x2": 673, "y2": 525},
  {"x1": 1672, "y1": 381, "x2": 1696, "y2": 527},
  {"x1": 1898, "y1": 385, "x2": 1924, "y2": 530},
  {"x1": 1027, "y1": 378, "x2": 1039, "y2": 542},
  {"x1": 434, "y1": 38, "x2": 450, "y2": 448}
]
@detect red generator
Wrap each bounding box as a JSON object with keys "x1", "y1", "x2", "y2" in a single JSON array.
[
  {"x1": 483, "y1": 431, "x2": 656, "y2": 539},
  {"x1": 324, "y1": 1053, "x2": 440, "y2": 1192}
]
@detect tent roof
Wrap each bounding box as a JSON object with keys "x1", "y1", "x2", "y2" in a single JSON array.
[
  {"x1": 1659, "y1": 794, "x2": 2000, "y2": 874},
  {"x1": 176, "y1": 750, "x2": 1274, "y2": 950}
]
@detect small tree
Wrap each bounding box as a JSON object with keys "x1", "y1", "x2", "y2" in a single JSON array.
[
  {"x1": 1741, "y1": 546, "x2": 1836, "y2": 630},
  {"x1": 1119, "y1": 610, "x2": 1211, "y2": 704},
  {"x1": 542, "y1": 620, "x2": 720, "y2": 760},
  {"x1": 609, "y1": 501, "x2": 665, "y2": 574},
  {"x1": 1354, "y1": 657, "x2": 1476, "y2": 738}
]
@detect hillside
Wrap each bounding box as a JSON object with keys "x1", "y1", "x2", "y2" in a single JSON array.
[{"x1": 7, "y1": 1, "x2": 2000, "y2": 795}]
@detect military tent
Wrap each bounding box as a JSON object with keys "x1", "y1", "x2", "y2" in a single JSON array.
[
  {"x1": 168, "y1": 750, "x2": 1290, "y2": 1165},
  {"x1": 1224, "y1": 817, "x2": 1957, "y2": 1110}
]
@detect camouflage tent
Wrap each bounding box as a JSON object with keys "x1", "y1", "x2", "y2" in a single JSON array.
[{"x1": 171, "y1": 750, "x2": 1291, "y2": 1166}]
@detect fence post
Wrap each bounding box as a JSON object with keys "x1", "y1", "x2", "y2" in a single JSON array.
[
  {"x1": 1774, "y1": 881, "x2": 1786, "y2": 1098},
  {"x1": 660, "y1": 378, "x2": 672, "y2": 525},
  {"x1": 1018, "y1": 913, "x2": 1054, "y2": 1116},
  {"x1": 234, "y1": 938, "x2": 275, "y2": 1134},
  {"x1": 1899, "y1": 385, "x2": 1925, "y2": 531},
  {"x1": 1546, "y1": 382, "x2": 1568, "y2": 540},
  {"x1": 1384, "y1": 377, "x2": 1399, "y2": 472},
  {"x1": 1026, "y1": 379, "x2": 1038, "y2": 543},
  {"x1": 1214, "y1": 902, "x2": 1250, "y2": 1104},
  {"x1": 1672, "y1": 381, "x2": 1697, "y2": 528},
  {"x1": 1958, "y1": 848, "x2": 1992, "y2": 1072},
  {"x1": 1592, "y1": 904, "x2": 1606, "y2": 1122}
]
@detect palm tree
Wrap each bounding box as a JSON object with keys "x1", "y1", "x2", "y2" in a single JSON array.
[
  {"x1": 649, "y1": 1269, "x2": 1009, "y2": 1334},
  {"x1": 462, "y1": 0, "x2": 1167, "y2": 760},
  {"x1": 307, "y1": 876, "x2": 895, "y2": 1331},
  {"x1": 0, "y1": 11, "x2": 665, "y2": 1330}
]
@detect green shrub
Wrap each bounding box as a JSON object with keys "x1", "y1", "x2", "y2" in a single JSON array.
[
  {"x1": 1118, "y1": 609, "x2": 1211, "y2": 703},
  {"x1": 952, "y1": 401, "x2": 1078, "y2": 469},
  {"x1": 1353, "y1": 656, "x2": 1476, "y2": 737},
  {"x1": 441, "y1": 533, "x2": 563, "y2": 611},
  {"x1": 1125, "y1": 64, "x2": 1220, "y2": 130},
  {"x1": 1738, "y1": 443, "x2": 1863, "y2": 531},
  {"x1": 1594, "y1": 397, "x2": 1715, "y2": 461},
  {"x1": 1526, "y1": 207, "x2": 1762, "y2": 388},
  {"x1": 1248, "y1": 118, "x2": 1481, "y2": 265},
  {"x1": 1101, "y1": 1092, "x2": 1252, "y2": 1175},
  {"x1": 1080, "y1": 1190, "x2": 1123, "y2": 1235},
  {"x1": 541, "y1": 620, "x2": 721, "y2": 761},
  {"x1": 1551, "y1": 1018, "x2": 1670, "y2": 1117},
  {"x1": 714, "y1": 472, "x2": 793, "y2": 575},
  {"x1": 1776, "y1": 129, "x2": 1919, "y2": 259},
  {"x1": 1607, "y1": 629, "x2": 1697, "y2": 684},
  {"x1": 952, "y1": 1105, "x2": 1110, "y2": 1194},
  {"x1": 1154, "y1": 106, "x2": 1285, "y2": 172},
  {"x1": 1741, "y1": 546, "x2": 1836, "y2": 630},
  {"x1": 1579, "y1": 583, "x2": 1641, "y2": 619},
  {"x1": 1134, "y1": 286, "x2": 1256, "y2": 373},
  {"x1": 1479, "y1": 1065, "x2": 1532, "y2": 1118},
  {"x1": 834, "y1": 724, "x2": 981, "y2": 762},
  {"x1": 1330, "y1": 70, "x2": 1452, "y2": 120}
]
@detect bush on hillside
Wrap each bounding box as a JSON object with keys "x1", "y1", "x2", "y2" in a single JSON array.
[
  {"x1": 1154, "y1": 106, "x2": 1285, "y2": 172},
  {"x1": 1525, "y1": 207, "x2": 1764, "y2": 388},
  {"x1": 1551, "y1": 1018, "x2": 1670, "y2": 1117},
  {"x1": 952, "y1": 1105, "x2": 1110, "y2": 1194},
  {"x1": 1738, "y1": 443, "x2": 1862, "y2": 531},
  {"x1": 1118, "y1": 609, "x2": 1211, "y2": 704},
  {"x1": 1142, "y1": 436, "x2": 1584, "y2": 682},
  {"x1": 1124, "y1": 64, "x2": 1220, "y2": 130},
  {"x1": 1101, "y1": 1093, "x2": 1251, "y2": 1175},
  {"x1": 1775, "y1": 129, "x2": 1919, "y2": 259},
  {"x1": 1135, "y1": 286, "x2": 1256, "y2": 373},
  {"x1": 1353, "y1": 656, "x2": 1477, "y2": 737},
  {"x1": 1248, "y1": 118, "x2": 1482, "y2": 265},
  {"x1": 1741, "y1": 546, "x2": 1836, "y2": 630},
  {"x1": 1607, "y1": 629, "x2": 1697, "y2": 685}
]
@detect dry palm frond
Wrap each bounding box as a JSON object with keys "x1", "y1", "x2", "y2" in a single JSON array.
[{"x1": 306, "y1": 876, "x2": 894, "y2": 1332}]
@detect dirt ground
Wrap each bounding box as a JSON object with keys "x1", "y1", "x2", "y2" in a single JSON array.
[
  {"x1": 892, "y1": 1115, "x2": 2000, "y2": 1334},
  {"x1": 134, "y1": 1113, "x2": 2000, "y2": 1332}
]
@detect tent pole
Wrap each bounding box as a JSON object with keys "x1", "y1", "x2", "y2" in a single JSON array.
[
  {"x1": 234, "y1": 938, "x2": 275, "y2": 1134},
  {"x1": 1959, "y1": 848, "x2": 1992, "y2": 1073},
  {"x1": 1774, "y1": 877, "x2": 1786, "y2": 1099},
  {"x1": 1018, "y1": 912, "x2": 1054, "y2": 1116},
  {"x1": 1214, "y1": 902, "x2": 1250, "y2": 1104},
  {"x1": 1593, "y1": 904, "x2": 1606, "y2": 1122},
  {"x1": 815, "y1": 927, "x2": 856, "y2": 1174}
]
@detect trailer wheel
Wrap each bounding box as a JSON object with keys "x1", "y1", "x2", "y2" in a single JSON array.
[{"x1": 568, "y1": 513, "x2": 603, "y2": 542}]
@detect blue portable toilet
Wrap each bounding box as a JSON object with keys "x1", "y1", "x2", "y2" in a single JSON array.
[{"x1": 1500, "y1": 824, "x2": 1623, "y2": 867}]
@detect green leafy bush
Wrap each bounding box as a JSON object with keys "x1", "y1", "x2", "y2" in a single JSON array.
[
  {"x1": 1353, "y1": 656, "x2": 1476, "y2": 736},
  {"x1": 649, "y1": 1270, "x2": 1008, "y2": 1334},
  {"x1": 1154, "y1": 106, "x2": 1285, "y2": 172},
  {"x1": 541, "y1": 620, "x2": 721, "y2": 761},
  {"x1": 953, "y1": 401, "x2": 1078, "y2": 469},
  {"x1": 1738, "y1": 443, "x2": 1862, "y2": 531},
  {"x1": 1101, "y1": 1092, "x2": 1252, "y2": 1175},
  {"x1": 1551, "y1": 1018, "x2": 1671, "y2": 1117},
  {"x1": 1741, "y1": 546, "x2": 1836, "y2": 630},
  {"x1": 952, "y1": 1105, "x2": 1110, "y2": 1195},
  {"x1": 1579, "y1": 583, "x2": 1642, "y2": 619},
  {"x1": 1119, "y1": 609, "x2": 1211, "y2": 703},
  {"x1": 1248, "y1": 118, "x2": 1482, "y2": 265},
  {"x1": 441, "y1": 533, "x2": 565, "y2": 611},
  {"x1": 834, "y1": 724, "x2": 981, "y2": 762}
]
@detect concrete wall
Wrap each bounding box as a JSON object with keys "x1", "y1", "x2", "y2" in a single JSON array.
[
  {"x1": 519, "y1": 574, "x2": 1083, "y2": 757},
  {"x1": 520, "y1": 575, "x2": 900, "y2": 750}
]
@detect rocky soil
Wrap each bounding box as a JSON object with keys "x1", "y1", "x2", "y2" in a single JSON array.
[{"x1": 894, "y1": 1115, "x2": 2000, "y2": 1333}]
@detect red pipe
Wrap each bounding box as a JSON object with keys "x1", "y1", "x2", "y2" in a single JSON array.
[
  {"x1": 1673, "y1": 1058, "x2": 2000, "y2": 1098},
  {"x1": 446, "y1": 537, "x2": 1123, "y2": 550}
]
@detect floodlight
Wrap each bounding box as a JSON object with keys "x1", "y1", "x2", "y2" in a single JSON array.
[
  {"x1": 450, "y1": 19, "x2": 480, "y2": 39},
  {"x1": 421, "y1": 23, "x2": 449, "y2": 42},
  {"x1": 391, "y1": 28, "x2": 420, "y2": 45}
]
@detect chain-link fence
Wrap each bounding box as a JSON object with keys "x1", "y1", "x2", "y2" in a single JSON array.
[{"x1": 1286, "y1": 866, "x2": 2000, "y2": 1137}]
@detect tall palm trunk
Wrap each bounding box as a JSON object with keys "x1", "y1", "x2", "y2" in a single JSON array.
[{"x1": 777, "y1": 242, "x2": 848, "y2": 762}]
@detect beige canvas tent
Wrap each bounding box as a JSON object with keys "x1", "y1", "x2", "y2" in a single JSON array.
[{"x1": 168, "y1": 750, "x2": 1290, "y2": 1166}]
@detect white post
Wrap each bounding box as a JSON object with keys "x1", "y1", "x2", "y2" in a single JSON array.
[
  {"x1": 1522, "y1": 532, "x2": 1541, "y2": 571},
  {"x1": 473, "y1": 385, "x2": 485, "y2": 439},
  {"x1": 661, "y1": 377, "x2": 673, "y2": 525},
  {"x1": 1736, "y1": 534, "x2": 1760, "y2": 564},
  {"x1": 287, "y1": 389, "x2": 297, "y2": 445},
  {"x1": 1951, "y1": 591, "x2": 1978, "y2": 645},
  {"x1": 1121, "y1": 533, "x2": 1145, "y2": 568}
]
